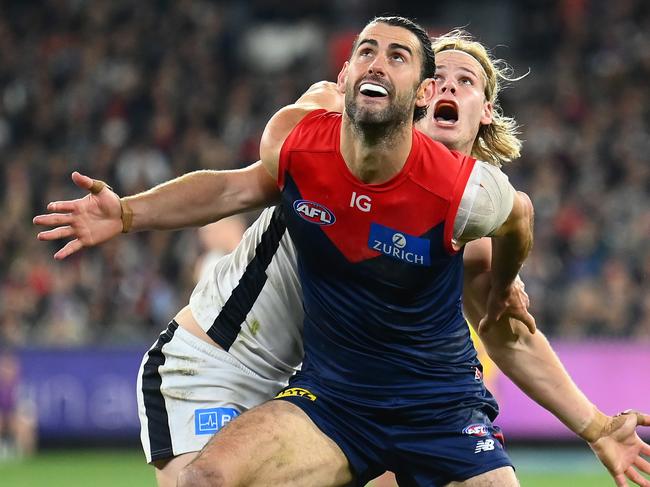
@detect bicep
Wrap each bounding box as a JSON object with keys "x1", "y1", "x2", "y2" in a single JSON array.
[
  {"x1": 491, "y1": 190, "x2": 533, "y2": 237},
  {"x1": 230, "y1": 161, "x2": 281, "y2": 210}
]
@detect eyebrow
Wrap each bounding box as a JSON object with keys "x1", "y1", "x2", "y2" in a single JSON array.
[
  {"x1": 435, "y1": 64, "x2": 479, "y2": 78},
  {"x1": 357, "y1": 39, "x2": 413, "y2": 56}
]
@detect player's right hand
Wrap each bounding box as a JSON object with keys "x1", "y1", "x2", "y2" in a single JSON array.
[
  {"x1": 478, "y1": 275, "x2": 536, "y2": 335},
  {"x1": 33, "y1": 171, "x2": 123, "y2": 260}
]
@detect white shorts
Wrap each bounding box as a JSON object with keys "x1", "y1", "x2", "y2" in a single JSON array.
[{"x1": 136, "y1": 321, "x2": 288, "y2": 463}]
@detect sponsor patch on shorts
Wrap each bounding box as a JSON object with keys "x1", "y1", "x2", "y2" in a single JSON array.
[
  {"x1": 194, "y1": 407, "x2": 240, "y2": 435},
  {"x1": 275, "y1": 387, "x2": 317, "y2": 401}
]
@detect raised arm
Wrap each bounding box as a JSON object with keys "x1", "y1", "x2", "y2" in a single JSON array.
[
  {"x1": 463, "y1": 239, "x2": 650, "y2": 487},
  {"x1": 34, "y1": 82, "x2": 343, "y2": 260},
  {"x1": 480, "y1": 190, "x2": 534, "y2": 329},
  {"x1": 452, "y1": 160, "x2": 535, "y2": 331},
  {"x1": 33, "y1": 162, "x2": 279, "y2": 259}
]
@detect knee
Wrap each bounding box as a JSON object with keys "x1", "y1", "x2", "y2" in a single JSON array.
[{"x1": 177, "y1": 462, "x2": 227, "y2": 487}]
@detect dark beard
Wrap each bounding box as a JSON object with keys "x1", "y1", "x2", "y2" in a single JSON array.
[{"x1": 345, "y1": 89, "x2": 415, "y2": 145}]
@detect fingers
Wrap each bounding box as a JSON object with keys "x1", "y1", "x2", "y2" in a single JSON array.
[
  {"x1": 89, "y1": 179, "x2": 109, "y2": 195},
  {"x1": 615, "y1": 472, "x2": 629, "y2": 487},
  {"x1": 53, "y1": 239, "x2": 83, "y2": 260},
  {"x1": 520, "y1": 311, "x2": 536, "y2": 334},
  {"x1": 71, "y1": 171, "x2": 94, "y2": 191},
  {"x1": 634, "y1": 412, "x2": 650, "y2": 428},
  {"x1": 43, "y1": 200, "x2": 78, "y2": 213},
  {"x1": 642, "y1": 442, "x2": 650, "y2": 457},
  {"x1": 477, "y1": 318, "x2": 485, "y2": 334},
  {"x1": 33, "y1": 213, "x2": 74, "y2": 228},
  {"x1": 36, "y1": 226, "x2": 75, "y2": 241},
  {"x1": 634, "y1": 456, "x2": 650, "y2": 475},
  {"x1": 626, "y1": 466, "x2": 650, "y2": 486},
  {"x1": 616, "y1": 410, "x2": 650, "y2": 428},
  {"x1": 507, "y1": 308, "x2": 536, "y2": 334}
]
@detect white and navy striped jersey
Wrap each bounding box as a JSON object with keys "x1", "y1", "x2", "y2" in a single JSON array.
[{"x1": 189, "y1": 206, "x2": 303, "y2": 383}]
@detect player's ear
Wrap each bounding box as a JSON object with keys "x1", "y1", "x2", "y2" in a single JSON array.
[
  {"x1": 416, "y1": 77, "x2": 434, "y2": 108},
  {"x1": 481, "y1": 101, "x2": 493, "y2": 126},
  {"x1": 337, "y1": 62, "x2": 349, "y2": 93}
]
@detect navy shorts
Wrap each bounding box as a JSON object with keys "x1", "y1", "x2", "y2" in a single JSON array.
[{"x1": 274, "y1": 379, "x2": 513, "y2": 487}]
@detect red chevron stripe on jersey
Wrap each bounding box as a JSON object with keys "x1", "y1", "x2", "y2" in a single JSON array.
[{"x1": 278, "y1": 110, "x2": 475, "y2": 262}]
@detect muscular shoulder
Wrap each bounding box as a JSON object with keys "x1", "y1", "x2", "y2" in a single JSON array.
[
  {"x1": 295, "y1": 81, "x2": 343, "y2": 113},
  {"x1": 453, "y1": 161, "x2": 516, "y2": 246},
  {"x1": 260, "y1": 81, "x2": 343, "y2": 181}
]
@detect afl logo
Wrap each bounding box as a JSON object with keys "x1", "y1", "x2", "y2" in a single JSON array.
[
  {"x1": 392, "y1": 233, "x2": 406, "y2": 249},
  {"x1": 462, "y1": 424, "x2": 489, "y2": 437},
  {"x1": 293, "y1": 200, "x2": 336, "y2": 226}
]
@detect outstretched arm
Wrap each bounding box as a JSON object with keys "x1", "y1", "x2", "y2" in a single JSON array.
[
  {"x1": 33, "y1": 162, "x2": 278, "y2": 259},
  {"x1": 34, "y1": 81, "x2": 344, "y2": 260},
  {"x1": 463, "y1": 239, "x2": 650, "y2": 487}
]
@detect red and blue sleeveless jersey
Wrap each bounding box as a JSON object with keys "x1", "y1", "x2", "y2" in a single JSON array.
[{"x1": 278, "y1": 110, "x2": 490, "y2": 403}]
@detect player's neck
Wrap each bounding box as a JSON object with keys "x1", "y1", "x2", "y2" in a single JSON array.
[{"x1": 340, "y1": 117, "x2": 413, "y2": 185}]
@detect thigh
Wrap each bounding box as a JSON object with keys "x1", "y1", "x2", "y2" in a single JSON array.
[
  {"x1": 445, "y1": 466, "x2": 518, "y2": 487},
  {"x1": 184, "y1": 400, "x2": 354, "y2": 487},
  {"x1": 137, "y1": 321, "x2": 283, "y2": 463}
]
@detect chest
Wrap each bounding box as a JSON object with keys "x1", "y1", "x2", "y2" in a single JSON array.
[{"x1": 281, "y1": 156, "x2": 452, "y2": 267}]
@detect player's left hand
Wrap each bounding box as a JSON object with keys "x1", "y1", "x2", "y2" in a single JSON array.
[
  {"x1": 478, "y1": 275, "x2": 536, "y2": 334},
  {"x1": 589, "y1": 410, "x2": 650, "y2": 487}
]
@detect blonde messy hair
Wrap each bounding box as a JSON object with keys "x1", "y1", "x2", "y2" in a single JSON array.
[{"x1": 432, "y1": 29, "x2": 525, "y2": 165}]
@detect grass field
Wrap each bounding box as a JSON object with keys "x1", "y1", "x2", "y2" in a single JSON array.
[{"x1": 0, "y1": 447, "x2": 625, "y2": 486}]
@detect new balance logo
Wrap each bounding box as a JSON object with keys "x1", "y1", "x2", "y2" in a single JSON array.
[{"x1": 474, "y1": 439, "x2": 495, "y2": 453}]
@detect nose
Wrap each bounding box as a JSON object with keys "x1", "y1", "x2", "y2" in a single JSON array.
[
  {"x1": 367, "y1": 54, "x2": 387, "y2": 76},
  {"x1": 440, "y1": 79, "x2": 456, "y2": 94}
]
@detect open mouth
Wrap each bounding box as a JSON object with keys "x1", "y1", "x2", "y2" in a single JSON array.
[
  {"x1": 434, "y1": 101, "x2": 459, "y2": 124},
  {"x1": 359, "y1": 82, "x2": 389, "y2": 98}
]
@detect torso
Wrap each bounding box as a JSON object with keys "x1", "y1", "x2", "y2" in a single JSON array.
[
  {"x1": 278, "y1": 110, "x2": 487, "y2": 400},
  {"x1": 188, "y1": 207, "x2": 304, "y2": 382}
]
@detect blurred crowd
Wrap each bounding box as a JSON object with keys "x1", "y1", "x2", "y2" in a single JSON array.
[{"x1": 0, "y1": 0, "x2": 648, "y2": 347}]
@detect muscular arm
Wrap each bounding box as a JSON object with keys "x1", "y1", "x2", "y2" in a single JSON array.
[
  {"x1": 488, "y1": 191, "x2": 534, "y2": 290},
  {"x1": 464, "y1": 245, "x2": 650, "y2": 487},
  {"x1": 125, "y1": 162, "x2": 278, "y2": 231},
  {"x1": 482, "y1": 191, "x2": 535, "y2": 330},
  {"x1": 124, "y1": 82, "x2": 343, "y2": 230},
  {"x1": 463, "y1": 243, "x2": 600, "y2": 440},
  {"x1": 35, "y1": 81, "x2": 343, "y2": 259},
  {"x1": 453, "y1": 161, "x2": 535, "y2": 330}
]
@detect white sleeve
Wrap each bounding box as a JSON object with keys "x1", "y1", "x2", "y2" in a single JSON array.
[{"x1": 453, "y1": 160, "x2": 515, "y2": 246}]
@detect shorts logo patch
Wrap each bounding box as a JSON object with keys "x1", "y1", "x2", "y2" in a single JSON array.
[
  {"x1": 194, "y1": 408, "x2": 240, "y2": 435},
  {"x1": 293, "y1": 200, "x2": 336, "y2": 226},
  {"x1": 463, "y1": 423, "x2": 489, "y2": 437},
  {"x1": 474, "y1": 439, "x2": 495, "y2": 453},
  {"x1": 368, "y1": 223, "x2": 430, "y2": 266},
  {"x1": 275, "y1": 387, "x2": 317, "y2": 401}
]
